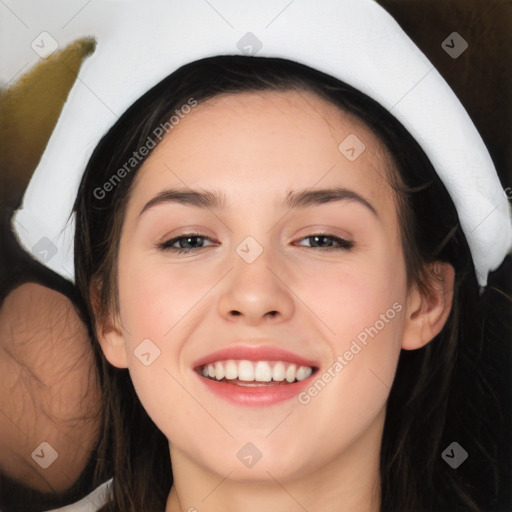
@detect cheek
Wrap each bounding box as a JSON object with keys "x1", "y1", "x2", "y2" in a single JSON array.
[
  {"x1": 116, "y1": 252, "x2": 203, "y2": 434},
  {"x1": 297, "y1": 244, "x2": 407, "y2": 344},
  {"x1": 295, "y1": 244, "x2": 407, "y2": 401},
  {"x1": 289, "y1": 270, "x2": 406, "y2": 467},
  {"x1": 117, "y1": 251, "x2": 210, "y2": 341}
]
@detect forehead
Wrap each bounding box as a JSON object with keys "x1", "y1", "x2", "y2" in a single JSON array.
[{"x1": 130, "y1": 89, "x2": 397, "y2": 219}]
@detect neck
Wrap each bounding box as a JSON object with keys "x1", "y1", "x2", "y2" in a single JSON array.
[{"x1": 165, "y1": 408, "x2": 384, "y2": 512}]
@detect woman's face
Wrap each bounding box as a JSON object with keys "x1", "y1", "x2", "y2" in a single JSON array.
[{"x1": 104, "y1": 89, "x2": 415, "y2": 482}]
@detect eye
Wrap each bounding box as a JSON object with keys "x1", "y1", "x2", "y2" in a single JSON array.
[
  {"x1": 157, "y1": 232, "x2": 354, "y2": 254},
  {"x1": 158, "y1": 233, "x2": 216, "y2": 254},
  {"x1": 295, "y1": 234, "x2": 354, "y2": 251}
]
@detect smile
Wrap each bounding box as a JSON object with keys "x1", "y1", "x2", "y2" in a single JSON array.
[
  {"x1": 196, "y1": 365, "x2": 318, "y2": 406},
  {"x1": 199, "y1": 360, "x2": 314, "y2": 384},
  {"x1": 192, "y1": 344, "x2": 319, "y2": 406}
]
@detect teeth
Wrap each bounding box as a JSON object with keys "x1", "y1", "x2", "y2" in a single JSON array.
[
  {"x1": 238, "y1": 360, "x2": 255, "y2": 381},
  {"x1": 272, "y1": 362, "x2": 286, "y2": 381},
  {"x1": 225, "y1": 360, "x2": 237, "y2": 380},
  {"x1": 296, "y1": 366, "x2": 312, "y2": 381},
  {"x1": 254, "y1": 361, "x2": 272, "y2": 382},
  {"x1": 199, "y1": 360, "x2": 314, "y2": 383},
  {"x1": 285, "y1": 364, "x2": 297, "y2": 383},
  {"x1": 215, "y1": 361, "x2": 225, "y2": 380}
]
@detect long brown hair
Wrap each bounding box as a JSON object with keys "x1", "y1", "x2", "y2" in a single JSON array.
[{"x1": 73, "y1": 56, "x2": 508, "y2": 511}]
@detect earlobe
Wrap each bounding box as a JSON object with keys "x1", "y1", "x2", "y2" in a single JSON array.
[
  {"x1": 401, "y1": 262, "x2": 455, "y2": 351},
  {"x1": 89, "y1": 281, "x2": 129, "y2": 369}
]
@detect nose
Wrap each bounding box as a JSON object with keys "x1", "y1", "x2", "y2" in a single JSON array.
[{"x1": 217, "y1": 244, "x2": 295, "y2": 326}]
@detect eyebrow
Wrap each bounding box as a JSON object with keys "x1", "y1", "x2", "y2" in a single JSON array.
[{"x1": 138, "y1": 186, "x2": 378, "y2": 218}]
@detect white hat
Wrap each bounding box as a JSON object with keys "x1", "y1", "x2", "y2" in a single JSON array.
[{"x1": 11, "y1": 0, "x2": 512, "y2": 287}]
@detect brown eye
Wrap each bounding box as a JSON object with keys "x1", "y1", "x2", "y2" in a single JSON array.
[{"x1": 296, "y1": 234, "x2": 354, "y2": 251}]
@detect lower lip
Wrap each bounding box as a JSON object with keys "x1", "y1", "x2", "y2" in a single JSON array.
[{"x1": 197, "y1": 374, "x2": 314, "y2": 406}]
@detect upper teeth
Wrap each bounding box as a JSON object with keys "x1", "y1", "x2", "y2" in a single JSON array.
[{"x1": 201, "y1": 360, "x2": 313, "y2": 383}]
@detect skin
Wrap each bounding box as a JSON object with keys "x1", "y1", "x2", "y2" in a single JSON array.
[
  {"x1": 95, "y1": 89, "x2": 454, "y2": 512},
  {"x1": 0, "y1": 282, "x2": 102, "y2": 493}
]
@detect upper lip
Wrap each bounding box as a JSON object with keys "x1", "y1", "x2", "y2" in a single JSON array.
[{"x1": 192, "y1": 342, "x2": 319, "y2": 370}]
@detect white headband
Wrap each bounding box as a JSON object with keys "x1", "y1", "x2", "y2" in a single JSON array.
[{"x1": 11, "y1": 0, "x2": 512, "y2": 287}]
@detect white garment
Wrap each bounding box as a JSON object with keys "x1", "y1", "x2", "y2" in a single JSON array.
[
  {"x1": 44, "y1": 479, "x2": 112, "y2": 512},
  {"x1": 10, "y1": 0, "x2": 512, "y2": 288}
]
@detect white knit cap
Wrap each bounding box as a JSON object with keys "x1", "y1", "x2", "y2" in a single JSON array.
[{"x1": 11, "y1": 0, "x2": 512, "y2": 287}]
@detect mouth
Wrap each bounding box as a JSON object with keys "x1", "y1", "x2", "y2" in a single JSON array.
[
  {"x1": 197, "y1": 360, "x2": 316, "y2": 386},
  {"x1": 192, "y1": 346, "x2": 319, "y2": 406}
]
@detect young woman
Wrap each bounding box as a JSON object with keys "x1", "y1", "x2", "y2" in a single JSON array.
[
  {"x1": 71, "y1": 54, "x2": 510, "y2": 511},
  {"x1": 6, "y1": 1, "x2": 511, "y2": 511}
]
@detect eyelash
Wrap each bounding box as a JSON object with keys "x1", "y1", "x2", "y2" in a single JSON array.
[{"x1": 157, "y1": 232, "x2": 354, "y2": 254}]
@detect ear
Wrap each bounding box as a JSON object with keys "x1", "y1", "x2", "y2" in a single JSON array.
[
  {"x1": 90, "y1": 280, "x2": 129, "y2": 368},
  {"x1": 401, "y1": 262, "x2": 455, "y2": 350}
]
